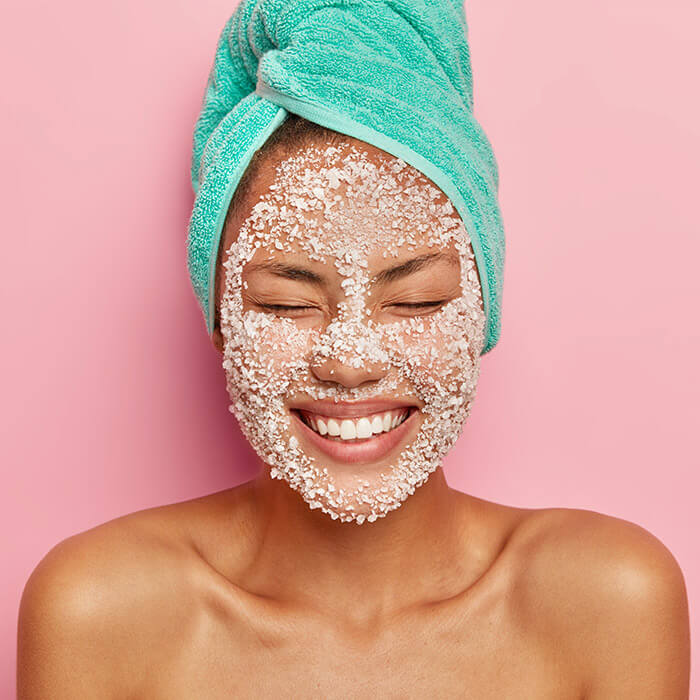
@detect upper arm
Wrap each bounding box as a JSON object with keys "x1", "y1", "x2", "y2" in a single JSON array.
[
  {"x1": 515, "y1": 509, "x2": 690, "y2": 700},
  {"x1": 582, "y1": 524, "x2": 691, "y2": 699},
  {"x1": 18, "y1": 516, "x2": 201, "y2": 699},
  {"x1": 17, "y1": 535, "x2": 123, "y2": 699}
]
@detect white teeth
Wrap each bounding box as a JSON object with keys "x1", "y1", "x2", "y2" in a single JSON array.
[
  {"x1": 301, "y1": 409, "x2": 410, "y2": 440},
  {"x1": 356, "y1": 417, "x2": 372, "y2": 439},
  {"x1": 382, "y1": 412, "x2": 393, "y2": 432},
  {"x1": 340, "y1": 419, "x2": 356, "y2": 440}
]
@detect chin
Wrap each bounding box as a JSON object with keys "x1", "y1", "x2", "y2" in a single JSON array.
[{"x1": 273, "y1": 450, "x2": 433, "y2": 526}]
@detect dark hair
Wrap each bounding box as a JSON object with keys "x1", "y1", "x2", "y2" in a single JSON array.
[{"x1": 214, "y1": 114, "x2": 351, "y2": 330}]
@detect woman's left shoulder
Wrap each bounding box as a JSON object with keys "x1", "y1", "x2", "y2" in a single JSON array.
[
  {"x1": 516, "y1": 506, "x2": 687, "y2": 579},
  {"x1": 511, "y1": 507, "x2": 691, "y2": 697}
]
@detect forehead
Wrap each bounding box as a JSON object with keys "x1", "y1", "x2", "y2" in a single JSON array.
[{"x1": 223, "y1": 137, "x2": 469, "y2": 268}]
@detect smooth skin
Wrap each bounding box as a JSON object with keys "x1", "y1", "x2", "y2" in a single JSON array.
[{"x1": 17, "y1": 138, "x2": 691, "y2": 699}]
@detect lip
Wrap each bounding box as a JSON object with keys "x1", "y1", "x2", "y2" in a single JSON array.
[
  {"x1": 290, "y1": 398, "x2": 420, "y2": 418},
  {"x1": 289, "y1": 405, "x2": 421, "y2": 465}
]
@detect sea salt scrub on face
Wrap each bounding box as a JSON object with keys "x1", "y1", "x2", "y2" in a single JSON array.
[{"x1": 219, "y1": 140, "x2": 486, "y2": 525}]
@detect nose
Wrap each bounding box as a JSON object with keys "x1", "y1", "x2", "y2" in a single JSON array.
[{"x1": 310, "y1": 356, "x2": 389, "y2": 389}]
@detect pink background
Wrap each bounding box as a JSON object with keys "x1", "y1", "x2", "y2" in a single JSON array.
[{"x1": 2, "y1": 0, "x2": 698, "y2": 695}]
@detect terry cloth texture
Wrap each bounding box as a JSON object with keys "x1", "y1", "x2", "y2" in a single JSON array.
[{"x1": 187, "y1": 0, "x2": 505, "y2": 354}]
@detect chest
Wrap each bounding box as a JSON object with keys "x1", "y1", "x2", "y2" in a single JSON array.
[{"x1": 138, "y1": 602, "x2": 582, "y2": 699}]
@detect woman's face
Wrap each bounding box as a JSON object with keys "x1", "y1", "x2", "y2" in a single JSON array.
[{"x1": 217, "y1": 138, "x2": 486, "y2": 524}]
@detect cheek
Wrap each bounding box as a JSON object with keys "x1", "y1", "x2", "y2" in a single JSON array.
[
  {"x1": 379, "y1": 311, "x2": 478, "y2": 381},
  {"x1": 240, "y1": 312, "x2": 318, "y2": 373}
]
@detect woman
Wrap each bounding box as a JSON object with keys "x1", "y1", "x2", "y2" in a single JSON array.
[
  {"x1": 18, "y1": 1, "x2": 690, "y2": 698},
  {"x1": 17, "y1": 112, "x2": 691, "y2": 699}
]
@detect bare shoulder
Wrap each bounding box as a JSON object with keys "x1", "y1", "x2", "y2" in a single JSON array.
[
  {"x1": 509, "y1": 507, "x2": 691, "y2": 698},
  {"x1": 17, "y1": 495, "x2": 223, "y2": 699}
]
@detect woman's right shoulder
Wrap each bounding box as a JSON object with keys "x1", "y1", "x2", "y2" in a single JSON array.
[{"x1": 16, "y1": 494, "x2": 231, "y2": 698}]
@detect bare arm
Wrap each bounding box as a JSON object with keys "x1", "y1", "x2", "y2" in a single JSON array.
[
  {"x1": 17, "y1": 513, "x2": 200, "y2": 699},
  {"x1": 583, "y1": 529, "x2": 690, "y2": 699},
  {"x1": 515, "y1": 508, "x2": 690, "y2": 700},
  {"x1": 17, "y1": 536, "x2": 122, "y2": 699}
]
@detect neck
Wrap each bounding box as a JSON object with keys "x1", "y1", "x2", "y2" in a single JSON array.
[{"x1": 241, "y1": 464, "x2": 472, "y2": 624}]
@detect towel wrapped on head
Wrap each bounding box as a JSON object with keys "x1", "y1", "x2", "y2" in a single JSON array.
[{"x1": 187, "y1": 0, "x2": 505, "y2": 354}]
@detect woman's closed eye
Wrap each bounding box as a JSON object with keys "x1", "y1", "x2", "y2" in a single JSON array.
[
  {"x1": 255, "y1": 300, "x2": 451, "y2": 318},
  {"x1": 384, "y1": 299, "x2": 449, "y2": 316},
  {"x1": 250, "y1": 293, "x2": 453, "y2": 319},
  {"x1": 256, "y1": 302, "x2": 320, "y2": 317}
]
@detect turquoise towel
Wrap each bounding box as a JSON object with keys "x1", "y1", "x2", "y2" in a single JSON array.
[{"x1": 187, "y1": 0, "x2": 505, "y2": 354}]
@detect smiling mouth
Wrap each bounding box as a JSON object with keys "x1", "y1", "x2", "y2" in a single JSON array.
[{"x1": 292, "y1": 407, "x2": 415, "y2": 442}]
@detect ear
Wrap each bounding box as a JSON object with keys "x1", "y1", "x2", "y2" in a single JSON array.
[{"x1": 212, "y1": 324, "x2": 224, "y2": 354}]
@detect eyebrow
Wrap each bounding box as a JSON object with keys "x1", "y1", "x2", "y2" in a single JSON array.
[
  {"x1": 372, "y1": 251, "x2": 459, "y2": 285},
  {"x1": 245, "y1": 261, "x2": 326, "y2": 285},
  {"x1": 246, "y1": 251, "x2": 458, "y2": 286}
]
